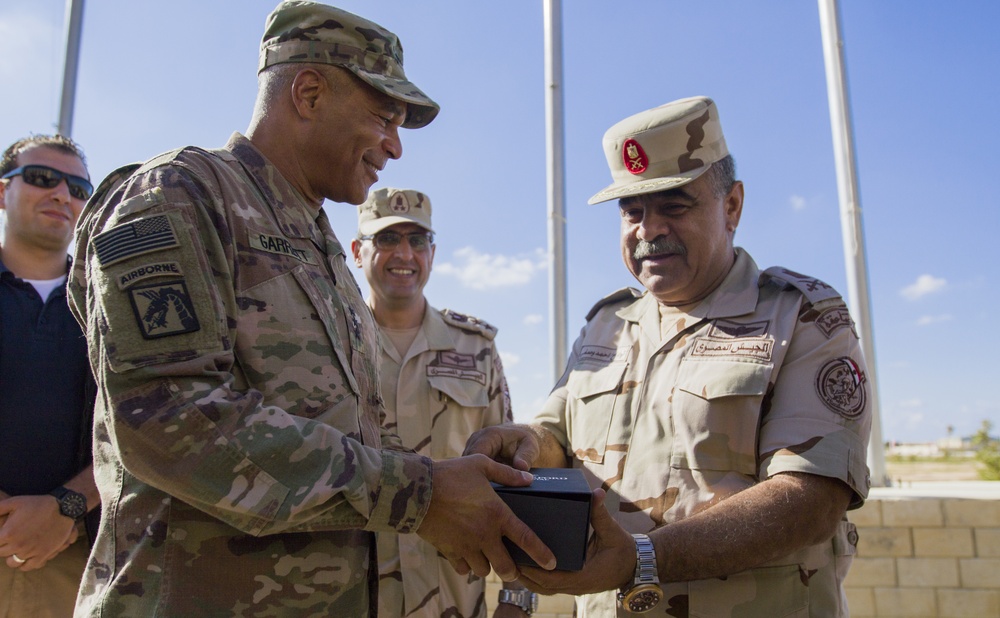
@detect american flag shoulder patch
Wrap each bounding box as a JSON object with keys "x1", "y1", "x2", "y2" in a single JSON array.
[{"x1": 94, "y1": 215, "x2": 179, "y2": 267}]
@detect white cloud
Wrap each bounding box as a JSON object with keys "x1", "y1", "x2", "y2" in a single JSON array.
[
  {"x1": 523, "y1": 314, "x2": 543, "y2": 326},
  {"x1": 916, "y1": 314, "x2": 953, "y2": 326},
  {"x1": 500, "y1": 351, "x2": 521, "y2": 367},
  {"x1": 901, "y1": 274, "x2": 947, "y2": 301},
  {"x1": 436, "y1": 247, "x2": 546, "y2": 290},
  {"x1": 790, "y1": 195, "x2": 807, "y2": 211},
  {"x1": 898, "y1": 398, "x2": 923, "y2": 409}
]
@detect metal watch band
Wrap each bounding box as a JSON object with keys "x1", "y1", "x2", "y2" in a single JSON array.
[
  {"x1": 633, "y1": 533, "x2": 658, "y2": 585},
  {"x1": 498, "y1": 589, "x2": 538, "y2": 615}
]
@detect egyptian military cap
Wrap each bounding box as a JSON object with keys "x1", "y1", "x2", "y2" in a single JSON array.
[
  {"x1": 259, "y1": 1, "x2": 440, "y2": 128},
  {"x1": 358, "y1": 187, "x2": 434, "y2": 235},
  {"x1": 588, "y1": 96, "x2": 729, "y2": 204}
]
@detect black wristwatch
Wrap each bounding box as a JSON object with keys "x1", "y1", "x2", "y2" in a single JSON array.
[
  {"x1": 498, "y1": 589, "x2": 538, "y2": 615},
  {"x1": 617, "y1": 533, "x2": 662, "y2": 613},
  {"x1": 49, "y1": 486, "x2": 87, "y2": 521}
]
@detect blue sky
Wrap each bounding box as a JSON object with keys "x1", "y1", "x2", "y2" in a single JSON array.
[{"x1": 3, "y1": 1, "x2": 998, "y2": 445}]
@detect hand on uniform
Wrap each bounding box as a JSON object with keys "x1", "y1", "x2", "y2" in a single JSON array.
[
  {"x1": 463, "y1": 424, "x2": 540, "y2": 472},
  {"x1": 416, "y1": 454, "x2": 556, "y2": 582},
  {"x1": 0, "y1": 495, "x2": 78, "y2": 571},
  {"x1": 518, "y1": 489, "x2": 636, "y2": 596}
]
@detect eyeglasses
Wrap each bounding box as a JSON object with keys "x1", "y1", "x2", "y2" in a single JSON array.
[
  {"x1": 2, "y1": 165, "x2": 94, "y2": 200},
  {"x1": 359, "y1": 231, "x2": 434, "y2": 252}
]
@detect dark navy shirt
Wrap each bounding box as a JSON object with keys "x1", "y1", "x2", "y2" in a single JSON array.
[{"x1": 0, "y1": 255, "x2": 94, "y2": 496}]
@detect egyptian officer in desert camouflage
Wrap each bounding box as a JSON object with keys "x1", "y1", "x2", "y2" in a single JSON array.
[
  {"x1": 467, "y1": 97, "x2": 872, "y2": 617},
  {"x1": 350, "y1": 188, "x2": 513, "y2": 618},
  {"x1": 67, "y1": 2, "x2": 554, "y2": 616}
]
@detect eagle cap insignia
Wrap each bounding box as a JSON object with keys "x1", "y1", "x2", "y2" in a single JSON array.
[{"x1": 622, "y1": 138, "x2": 648, "y2": 175}]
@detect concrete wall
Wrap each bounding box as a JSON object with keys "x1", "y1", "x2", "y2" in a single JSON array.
[{"x1": 484, "y1": 486, "x2": 1000, "y2": 618}]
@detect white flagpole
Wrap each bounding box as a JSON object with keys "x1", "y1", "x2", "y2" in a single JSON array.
[
  {"x1": 817, "y1": 0, "x2": 888, "y2": 486},
  {"x1": 58, "y1": 0, "x2": 85, "y2": 137},
  {"x1": 544, "y1": 0, "x2": 568, "y2": 381}
]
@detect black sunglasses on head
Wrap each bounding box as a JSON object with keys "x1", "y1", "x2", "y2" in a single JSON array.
[{"x1": 2, "y1": 164, "x2": 94, "y2": 200}]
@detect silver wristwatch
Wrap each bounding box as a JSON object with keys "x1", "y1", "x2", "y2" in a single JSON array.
[
  {"x1": 498, "y1": 589, "x2": 539, "y2": 615},
  {"x1": 617, "y1": 533, "x2": 662, "y2": 613}
]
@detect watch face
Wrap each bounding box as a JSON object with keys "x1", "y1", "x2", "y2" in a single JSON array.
[
  {"x1": 59, "y1": 490, "x2": 87, "y2": 520},
  {"x1": 624, "y1": 584, "x2": 662, "y2": 613}
]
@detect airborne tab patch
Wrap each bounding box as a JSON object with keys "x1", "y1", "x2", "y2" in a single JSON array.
[
  {"x1": 128, "y1": 280, "x2": 201, "y2": 339},
  {"x1": 116, "y1": 261, "x2": 184, "y2": 290},
  {"x1": 249, "y1": 231, "x2": 316, "y2": 264},
  {"x1": 94, "y1": 215, "x2": 178, "y2": 267}
]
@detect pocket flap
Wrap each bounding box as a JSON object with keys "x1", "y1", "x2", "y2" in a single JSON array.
[
  {"x1": 566, "y1": 363, "x2": 627, "y2": 400},
  {"x1": 676, "y1": 360, "x2": 771, "y2": 400},
  {"x1": 428, "y1": 374, "x2": 488, "y2": 408}
]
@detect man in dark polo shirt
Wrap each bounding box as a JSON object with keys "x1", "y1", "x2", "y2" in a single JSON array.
[{"x1": 0, "y1": 134, "x2": 101, "y2": 617}]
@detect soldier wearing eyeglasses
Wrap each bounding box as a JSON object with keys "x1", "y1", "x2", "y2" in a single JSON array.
[
  {"x1": 0, "y1": 135, "x2": 100, "y2": 617},
  {"x1": 351, "y1": 188, "x2": 514, "y2": 618}
]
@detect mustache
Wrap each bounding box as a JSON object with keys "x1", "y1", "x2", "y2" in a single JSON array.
[{"x1": 633, "y1": 237, "x2": 686, "y2": 260}]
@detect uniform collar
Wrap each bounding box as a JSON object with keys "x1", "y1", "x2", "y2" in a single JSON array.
[
  {"x1": 421, "y1": 305, "x2": 459, "y2": 351},
  {"x1": 225, "y1": 132, "x2": 323, "y2": 242},
  {"x1": 617, "y1": 247, "x2": 761, "y2": 324}
]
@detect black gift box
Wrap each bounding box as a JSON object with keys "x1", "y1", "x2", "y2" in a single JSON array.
[{"x1": 491, "y1": 467, "x2": 592, "y2": 571}]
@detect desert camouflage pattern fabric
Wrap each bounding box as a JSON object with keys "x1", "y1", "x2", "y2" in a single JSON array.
[
  {"x1": 258, "y1": 1, "x2": 439, "y2": 128},
  {"x1": 534, "y1": 249, "x2": 872, "y2": 618},
  {"x1": 67, "y1": 132, "x2": 433, "y2": 617},
  {"x1": 374, "y1": 306, "x2": 512, "y2": 618}
]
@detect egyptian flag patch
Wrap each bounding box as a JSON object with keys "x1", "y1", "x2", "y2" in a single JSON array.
[
  {"x1": 94, "y1": 215, "x2": 178, "y2": 267},
  {"x1": 815, "y1": 357, "x2": 867, "y2": 419},
  {"x1": 128, "y1": 280, "x2": 201, "y2": 339}
]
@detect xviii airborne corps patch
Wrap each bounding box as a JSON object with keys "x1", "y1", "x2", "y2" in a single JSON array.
[{"x1": 128, "y1": 280, "x2": 201, "y2": 339}]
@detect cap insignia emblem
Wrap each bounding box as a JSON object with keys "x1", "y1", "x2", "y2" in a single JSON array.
[
  {"x1": 622, "y1": 139, "x2": 648, "y2": 175},
  {"x1": 390, "y1": 193, "x2": 410, "y2": 213}
]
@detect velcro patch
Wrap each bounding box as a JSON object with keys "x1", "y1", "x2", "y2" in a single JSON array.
[
  {"x1": 437, "y1": 351, "x2": 476, "y2": 369},
  {"x1": 128, "y1": 280, "x2": 201, "y2": 339},
  {"x1": 815, "y1": 357, "x2": 867, "y2": 418},
  {"x1": 580, "y1": 345, "x2": 629, "y2": 364},
  {"x1": 426, "y1": 365, "x2": 486, "y2": 385},
  {"x1": 816, "y1": 307, "x2": 858, "y2": 339},
  {"x1": 248, "y1": 231, "x2": 316, "y2": 264},
  {"x1": 116, "y1": 261, "x2": 184, "y2": 290},
  {"x1": 691, "y1": 337, "x2": 773, "y2": 361},
  {"x1": 94, "y1": 215, "x2": 178, "y2": 267},
  {"x1": 709, "y1": 320, "x2": 770, "y2": 338}
]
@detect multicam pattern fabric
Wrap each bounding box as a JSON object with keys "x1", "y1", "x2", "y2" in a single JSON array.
[
  {"x1": 258, "y1": 1, "x2": 439, "y2": 128},
  {"x1": 375, "y1": 307, "x2": 512, "y2": 618},
  {"x1": 67, "y1": 133, "x2": 433, "y2": 617},
  {"x1": 534, "y1": 249, "x2": 872, "y2": 618}
]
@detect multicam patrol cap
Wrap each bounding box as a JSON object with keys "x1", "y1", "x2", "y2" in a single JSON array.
[
  {"x1": 358, "y1": 187, "x2": 434, "y2": 235},
  {"x1": 259, "y1": 1, "x2": 440, "y2": 129},
  {"x1": 588, "y1": 96, "x2": 729, "y2": 204}
]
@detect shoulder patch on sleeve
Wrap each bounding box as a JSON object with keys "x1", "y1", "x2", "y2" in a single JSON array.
[
  {"x1": 440, "y1": 308, "x2": 497, "y2": 340},
  {"x1": 761, "y1": 266, "x2": 843, "y2": 306},
  {"x1": 586, "y1": 287, "x2": 643, "y2": 321}
]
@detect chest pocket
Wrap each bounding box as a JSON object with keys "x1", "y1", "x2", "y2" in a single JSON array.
[
  {"x1": 671, "y1": 360, "x2": 772, "y2": 475},
  {"x1": 427, "y1": 374, "x2": 488, "y2": 408},
  {"x1": 565, "y1": 361, "x2": 629, "y2": 465}
]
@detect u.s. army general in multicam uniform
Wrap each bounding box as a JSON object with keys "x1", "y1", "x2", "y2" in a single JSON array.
[
  {"x1": 67, "y1": 2, "x2": 554, "y2": 616},
  {"x1": 466, "y1": 97, "x2": 872, "y2": 617},
  {"x1": 349, "y1": 188, "x2": 513, "y2": 618}
]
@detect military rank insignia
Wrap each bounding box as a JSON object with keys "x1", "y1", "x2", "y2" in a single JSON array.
[
  {"x1": 622, "y1": 138, "x2": 649, "y2": 175},
  {"x1": 128, "y1": 280, "x2": 201, "y2": 339}
]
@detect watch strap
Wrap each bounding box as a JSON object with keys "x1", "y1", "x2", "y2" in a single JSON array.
[{"x1": 498, "y1": 588, "x2": 538, "y2": 615}]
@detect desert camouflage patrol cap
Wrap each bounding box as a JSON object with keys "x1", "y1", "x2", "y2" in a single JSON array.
[
  {"x1": 588, "y1": 96, "x2": 729, "y2": 204},
  {"x1": 358, "y1": 187, "x2": 434, "y2": 235},
  {"x1": 259, "y1": 1, "x2": 440, "y2": 129}
]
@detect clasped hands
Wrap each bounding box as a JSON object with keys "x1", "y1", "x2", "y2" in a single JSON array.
[{"x1": 0, "y1": 494, "x2": 79, "y2": 571}]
